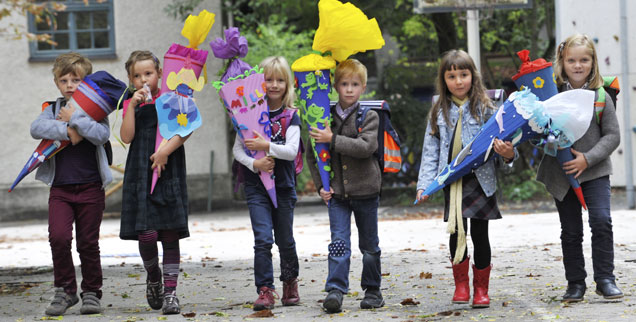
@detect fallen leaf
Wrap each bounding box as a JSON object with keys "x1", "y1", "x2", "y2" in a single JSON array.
[
  {"x1": 181, "y1": 312, "x2": 196, "y2": 318},
  {"x1": 381, "y1": 273, "x2": 391, "y2": 276},
  {"x1": 419, "y1": 272, "x2": 433, "y2": 279},
  {"x1": 247, "y1": 309, "x2": 274, "y2": 318},
  {"x1": 400, "y1": 298, "x2": 420, "y2": 306}
]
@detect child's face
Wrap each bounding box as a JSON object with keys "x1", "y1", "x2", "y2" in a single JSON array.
[
  {"x1": 129, "y1": 59, "x2": 161, "y2": 95},
  {"x1": 56, "y1": 73, "x2": 82, "y2": 100},
  {"x1": 264, "y1": 71, "x2": 287, "y2": 107},
  {"x1": 336, "y1": 74, "x2": 366, "y2": 109},
  {"x1": 563, "y1": 45, "x2": 593, "y2": 88},
  {"x1": 444, "y1": 67, "x2": 472, "y2": 100}
]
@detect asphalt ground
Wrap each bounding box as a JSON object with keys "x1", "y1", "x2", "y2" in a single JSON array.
[{"x1": 0, "y1": 200, "x2": 635, "y2": 321}]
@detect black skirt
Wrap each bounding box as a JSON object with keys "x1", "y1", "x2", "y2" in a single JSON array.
[{"x1": 119, "y1": 103, "x2": 189, "y2": 240}]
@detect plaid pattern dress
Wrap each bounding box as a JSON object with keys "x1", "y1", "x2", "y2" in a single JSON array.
[
  {"x1": 443, "y1": 119, "x2": 501, "y2": 222},
  {"x1": 119, "y1": 102, "x2": 189, "y2": 240}
]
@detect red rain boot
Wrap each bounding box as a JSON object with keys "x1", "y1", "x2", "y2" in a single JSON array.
[
  {"x1": 451, "y1": 257, "x2": 470, "y2": 304},
  {"x1": 472, "y1": 264, "x2": 492, "y2": 308}
]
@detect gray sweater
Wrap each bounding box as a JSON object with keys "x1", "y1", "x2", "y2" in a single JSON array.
[
  {"x1": 306, "y1": 103, "x2": 381, "y2": 199},
  {"x1": 536, "y1": 88, "x2": 620, "y2": 201}
]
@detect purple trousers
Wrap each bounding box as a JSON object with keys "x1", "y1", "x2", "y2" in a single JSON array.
[{"x1": 48, "y1": 182, "x2": 104, "y2": 297}]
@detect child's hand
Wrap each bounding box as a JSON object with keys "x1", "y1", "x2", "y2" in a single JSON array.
[
  {"x1": 150, "y1": 149, "x2": 168, "y2": 177},
  {"x1": 319, "y1": 187, "x2": 334, "y2": 205},
  {"x1": 493, "y1": 138, "x2": 514, "y2": 162},
  {"x1": 67, "y1": 126, "x2": 83, "y2": 145},
  {"x1": 309, "y1": 120, "x2": 333, "y2": 143},
  {"x1": 58, "y1": 104, "x2": 76, "y2": 122},
  {"x1": 253, "y1": 156, "x2": 275, "y2": 173},
  {"x1": 563, "y1": 148, "x2": 588, "y2": 179},
  {"x1": 244, "y1": 131, "x2": 270, "y2": 151},
  {"x1": 130, "y1": 87, "x2": 149, "y2": 108},
  {"x1": 415, "y1": 189, "x2": 429, "y2": 204}
]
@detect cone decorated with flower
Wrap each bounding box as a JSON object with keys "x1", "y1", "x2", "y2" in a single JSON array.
[{"x1": 292, "y1": 0, "x2": 385, "y2": 193}]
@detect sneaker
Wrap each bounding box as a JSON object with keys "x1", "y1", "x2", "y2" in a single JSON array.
[
  {"x1": 162, "y1": 291, "x2": 180, "y2": 315},
  {"x1": 360, "y1": 288, "x2": 385, "y2": 309},
  {"x1": 80, "y1": 291, "x2": 102, "y2": 314},
  {"x1": 253, "y1": 286, "x2": 277, "y2": 311},
  {"x1": 281, "y1": 278, "x2": 300, "y2": 306},
  {"x1": 323, "y1": 289, "x2": 343, "y2": 313},
  {"x1": 45, "y1": 288, "x2": 79, "y2": 316},
  {"x1": 146, "y1": 280, "x2": 164, "y2": 310}
]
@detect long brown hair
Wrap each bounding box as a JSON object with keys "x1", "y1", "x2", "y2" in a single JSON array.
[
  {"x1": 429, "y1": 49, "x2": 493, "y2": 136},
  {"x1": 554, "y1": 34, "x2": 603, "y2": 89}
]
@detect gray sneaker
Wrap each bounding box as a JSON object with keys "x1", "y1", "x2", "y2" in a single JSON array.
[
  {"x1": 360, "y1": 288, "x2": 384, "y2": 309},
  {"x1": 323, "y1": 290, "x2": 343, "y2": 313},
  {"x1": 45, "y1": 288, "x2": 79, "y2": 316},
  {"x1": 162, "y1": 291, "x2": 180, "y2": 315},
  {"x1": 80, "y1": 291, "x2": 103, "y2": 314}
]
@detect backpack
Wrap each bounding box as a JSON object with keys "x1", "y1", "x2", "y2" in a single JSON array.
[
  {"x1": 44, "y1": 98, "x2": 113, "y2": 165},
  {"x1": 594, "y1": 76, "x2": 620, "y2": 124},
  {"x1": 232, "y1": 108, "x2": 304, "y2": 191},
  {"x1": 330, "y1": 100, "x2": 402, "y2": 173}
]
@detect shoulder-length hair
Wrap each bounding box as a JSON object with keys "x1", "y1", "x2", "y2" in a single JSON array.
[
  {"x1": 429, "y1": 49, "x2": 493, "y2": 136},
  {"x1": 554, "y1": 33, "x2": 603, "y2": 89}
]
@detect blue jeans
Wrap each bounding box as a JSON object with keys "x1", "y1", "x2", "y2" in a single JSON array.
[
  {"x1": 325, "y1": 196, "x2": 381, "y2": 293},
  {"x1": 555, "y1": 176, "x2": 615, "y2": 284},
  {"x1": 245, "y1": 183, "x2": 299, "y2": 292}
]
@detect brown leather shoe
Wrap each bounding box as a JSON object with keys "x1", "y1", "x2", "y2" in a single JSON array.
[{"x1": 281, "y1": 278, "x2": 300, "y2": 306}]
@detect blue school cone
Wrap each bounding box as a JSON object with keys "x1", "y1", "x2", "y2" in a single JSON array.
[
  {"x1": 512, "y1": 49, "x2": 587, "y2": 210},
  {"x1": 294, "y1": 70, "x2": 332, "y2": 193}
]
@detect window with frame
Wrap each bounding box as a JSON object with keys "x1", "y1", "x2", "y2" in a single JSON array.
[{"x1": 28, "y1": 0, "x2": 115, "y2": 61}]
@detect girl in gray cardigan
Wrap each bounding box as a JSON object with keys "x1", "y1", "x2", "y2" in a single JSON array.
[{"x1": 542, "y1": 34, "x2": 623, "y2": 303}]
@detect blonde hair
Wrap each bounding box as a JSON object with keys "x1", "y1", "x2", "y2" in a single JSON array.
[
  {"x1": 554, "y1": 34, "x2": 603, "y2": 89},
  {"x1": 124, "y1": 50, "x2": 161, "y2": 77},
  {"x1": 52, "y1": 52, "x2": 92, "y2": 81},
  {"x1": 334, "y1": 58, "x2": 367, "y2": 86},
  {"x1": 260, "y1": 56, "x2": 296, "y2": 108},
  {"x1": 429, "y1": 49, "x2": 493, "y2": 136}
]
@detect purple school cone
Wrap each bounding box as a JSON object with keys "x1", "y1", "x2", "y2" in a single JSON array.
[
  {"x1": 512, "y1": 49, "x2": 586, "y2": 209},
  {"x1": 211, "y1": 27, "x2": 277, "y2": 207},
  {"x1": 294, "y1": 70, "x2": 332, "y2": 192}
]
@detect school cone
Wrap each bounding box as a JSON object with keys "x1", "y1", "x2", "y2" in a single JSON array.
[
  {"x1": 9, "y1": 71, "x2": 127, "y2": 192},
  {"x1": 419, "y1": 89, "x2": 595, "y2": 198},
  {"x1": 512, "y1": 49, "x2": 587, "y2": 209}
]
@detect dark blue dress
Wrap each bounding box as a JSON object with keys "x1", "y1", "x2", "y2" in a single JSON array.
[{"x1": 119, "y1": 101, "x2": 189, "y2": 240}]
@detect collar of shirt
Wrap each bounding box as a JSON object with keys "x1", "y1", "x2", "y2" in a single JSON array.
[
  {"x1": 565, "y1": 80, "x2": 589, "y2": 90},
  {"x1": 336, "y1": 101, "x2": 360, "y2": 120}
]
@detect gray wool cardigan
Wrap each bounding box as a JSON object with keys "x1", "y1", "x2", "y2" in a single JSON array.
[
  {"x1": 306, "y1": 103, "x2": 381, "y2": 200},
  {"x1": 536, "y1": 87, "x2": 620, "y2": 201}
]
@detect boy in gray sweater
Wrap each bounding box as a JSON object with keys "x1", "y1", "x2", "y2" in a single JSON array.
[{"x1": 308, "y1": 59, "x2": 383, "y2": 313}]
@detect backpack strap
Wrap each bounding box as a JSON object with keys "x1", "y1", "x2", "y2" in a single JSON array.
[{"x1": 594, "y1": 87, "x2": 606, "y2": 125}]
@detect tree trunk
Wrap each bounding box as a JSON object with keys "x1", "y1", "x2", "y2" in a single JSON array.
[{"x1": 431, "y1": 12, "x2": 457, "y2": 55}]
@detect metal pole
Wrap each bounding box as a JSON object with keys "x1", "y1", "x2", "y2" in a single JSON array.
[
  {"x1": 207, "y1": 150, "x2": 215, "y2": 212},
  {"x1": 620, "y1": 0, "x2": 634, "y2": 208},
  {"x1": 466, "y1": 9, "x2": 481, "y2": 73}
]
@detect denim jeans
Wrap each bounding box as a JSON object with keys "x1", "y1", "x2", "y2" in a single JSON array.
[
  {"x1": 48, "y1": 182, "x2": 104, "y2": 297},
  {"x1": 325, "y1": 196, "x2": 381, "y2": 293},
  {"x1": 245, "y1": 183, "x2": 299, "y2": 292},
  {"x1": 555, "y1": 175, "x2": 615, "y2": 284}
]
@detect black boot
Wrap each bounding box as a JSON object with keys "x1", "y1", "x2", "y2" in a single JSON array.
[
  {"x1": 595, "y1": 279, "x2": 623, "y2": 299},
  {"x1": 562, "y1": 282, "x2": 586, "y2": 303}
]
